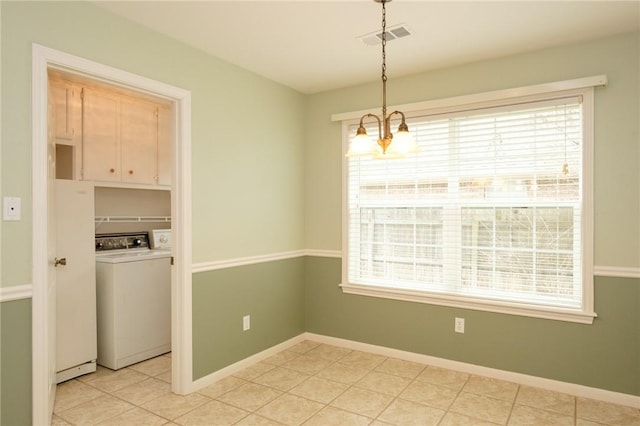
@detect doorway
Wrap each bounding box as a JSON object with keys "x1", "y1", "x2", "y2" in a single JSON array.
[{"x1": 31, "y1": 44, "x2": 193, "y2": 425}]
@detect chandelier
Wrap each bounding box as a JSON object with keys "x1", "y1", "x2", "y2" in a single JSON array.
[{"x1": 346, "y1": 0, "x2": 418, "y2": 158}]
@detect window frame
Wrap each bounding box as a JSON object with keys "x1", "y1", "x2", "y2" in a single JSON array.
[{"x1": 339, "y1": 78, "x2": 602, "y2": 324}]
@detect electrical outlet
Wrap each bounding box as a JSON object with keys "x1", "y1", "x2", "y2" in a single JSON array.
[
  {"x1": 243, "y1": 315, "x2": 251, "y2": 331},
  {"x1": 455, "y1": 317, "x2": 465, "y2": 333}
]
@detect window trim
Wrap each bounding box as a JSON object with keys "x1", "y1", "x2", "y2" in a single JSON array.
[{"x1": 339, "y1": 78, "x2": 604, "y2": 324}]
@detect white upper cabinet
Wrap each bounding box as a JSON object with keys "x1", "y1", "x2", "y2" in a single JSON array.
[
  {"x1": 82, "y1": 88, "x2": 121, "y2": 182},
  {"x1": 120, "y1": 96, "x2": 158, "y2": 185},
  {"x1": 49, "y1": 71, "x2": 171, "y2": 189}
]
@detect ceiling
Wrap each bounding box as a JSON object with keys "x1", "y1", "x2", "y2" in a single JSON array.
[{"x1": 94, "y1": 1, "x2": 639, "y2": 94}]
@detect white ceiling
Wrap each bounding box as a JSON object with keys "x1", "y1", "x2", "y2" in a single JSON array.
[{"x1": 94, "y1": 1, "x2": 639, "y2": 94}]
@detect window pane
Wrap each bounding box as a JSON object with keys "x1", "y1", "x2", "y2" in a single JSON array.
[{"x1": 347, "y1": 96, "x2": 584, "y2": 310}]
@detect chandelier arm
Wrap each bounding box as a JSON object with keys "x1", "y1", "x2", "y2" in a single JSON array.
[{"x1": 359, "y1": 113, "x2": 383, "y2": 140}]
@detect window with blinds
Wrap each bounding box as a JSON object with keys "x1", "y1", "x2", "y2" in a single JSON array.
[{"x1": 343, "y1": 90, "x2": 594, "y2": 320}]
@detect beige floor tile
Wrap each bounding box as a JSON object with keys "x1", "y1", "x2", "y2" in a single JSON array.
[
  {"x1": 287, "y1": 340, "x2": 321, "y2": 354},
  {"x1": 330, "y1": 386, "x2": 394, "y2": 418},
  {"x1": 77, "y1": 365, "x2": 117, "y2": 384},
  {"x1": 306, "y1": 344, "x2": 353, "y2": 362},
  {"x1": 263, "y1": 350, "x2": 301, "y2": 366},
  {"x1": 515, "y1": 386, "x2": 575, "y2": 416},
  {"x1": 112, "y1": 377, "x2": 171, "y2": 406},
  {"x1": 217, "y1": 382, "x2": 282, "y2": 411},
  {"x1": 235, "y1": 413, "x2": 286, "y2": 425},
  {"x1": 317, "y1": 362, "x2": 369, "y2": 385},
  {"x1": 155, "y1": 370, "x2": 172, "y2": 384},
  {"x1": 257, "y1": 393, "x2": 323, "y2": 426},
  {"x1": 87, "y1": 368, "x2": 149, "y2": 393},
  {"x1": 508, "y1": 404, "x2": 574, "y2": 426},
  {"x1": 378, "y1": 398, "x2": 445, "y2": 425},
  {"x1": 400, "y1": 380, "x2": 459, "y2": 410},
  {"x1": 128, "y1": 355, "x2": 172, "y2": 377},
  {"x1": 140, "y1": 392, "x2": 210, "y2": 420},
  {"x1": 198, "y1": 375, "x2": 247, "y2": 399},
  {"x1": 463, "y1": 376, "x2": 519, "y2": 402},
  {"x1": 51, "y1": 414, "x2": 72, "y2": 425},
  {"x1": 439, "y1": 411, "x2": 502, "y2": 425},
  {"x1": 304, "y1": 406, "x2": 371, "y2": 426},
  {"x1": 174, "y1": 400, "x2": 249, "y2": 426},
  {"x1": 416, "y1": 366, "x2": 470, "y2": 390},
  {"x1": 282, "y1": 354, "x2": 333, "y2": 375},
  {"x1": 339, "y1": 350, "x2": 387, "y2": 370},
  {"x1": 253, "y1": 366, "x2": 310, "y2": 391},
  {"x1": 577, "y1": 397, "x2": 640, "y2": 426},
  {"x1": 234, "y1": 362, "x2": 277, "y2": 381},
  {"x1": 449, "y1": 392, "x2": 513, "y2": 424},
  {"x1": 54, "y1": 379, "x2": 107, "y2": 413},
  {"x1": 289, "y1": 376, "x2": 348, "y2": 404},
  {"x1": 355, "y1": 371, "x2": 411, "y2": 397},
  {"x1": 95, "y1": 406, "x2": 167, "y2": 426},
  {"x1": 576, "y1": 419, "x2": 608, "y2": 426},
  {"x1": 56, "y1": 394, "x2": 135, "y2": 425},
  {"x1": 375, "y1": 357, "x2": 425, "y2": 379}
]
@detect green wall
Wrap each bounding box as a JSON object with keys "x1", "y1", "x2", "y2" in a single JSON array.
[{"x1": 304, "y1": 256, "x2": 640, "y2": 396}]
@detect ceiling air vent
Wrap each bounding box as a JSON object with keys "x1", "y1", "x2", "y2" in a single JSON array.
[{"x1": 359, "y1": 24, "x2": 411, "y2": 46}]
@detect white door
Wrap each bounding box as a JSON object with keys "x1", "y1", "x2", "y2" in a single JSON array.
[{"x1": 55, "y1": 180, "x2": 97, "y2": 377}]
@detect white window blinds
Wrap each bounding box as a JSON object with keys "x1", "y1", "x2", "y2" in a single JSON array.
[{"x1": 346, "y1": 95, "x2": 587, "y2": 311}]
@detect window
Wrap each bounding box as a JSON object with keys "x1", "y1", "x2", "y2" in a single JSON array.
[{"x1": 341, "y1": 85, "x2": 596, "y2": 323}]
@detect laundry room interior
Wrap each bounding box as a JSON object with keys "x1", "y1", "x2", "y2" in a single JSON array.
[{"x1": 51, "y1": 68, "x2": 173, "y2": 383}]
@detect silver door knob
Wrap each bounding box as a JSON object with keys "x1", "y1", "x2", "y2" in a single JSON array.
[{"x1": 54, "y1": 257, "x2": 67, "y2": 267}]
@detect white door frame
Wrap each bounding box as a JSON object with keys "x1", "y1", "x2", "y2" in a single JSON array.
[{"x1": 32, "y1": 44, "x2": 193, "y2": 424}]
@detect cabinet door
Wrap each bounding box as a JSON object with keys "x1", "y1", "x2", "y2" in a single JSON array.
[
  {"x1": 157, "y1": 105, "x2": 172, "y2": 186},
  {"x1": 50, "y1": 82, "x2": 79, "y2": 142},
  {"x1": 83, "y1": 88, "x2": 120, "y2": 182},
  {"x1": 121, "y1": 97, "x2": 158, "y2": 185}
]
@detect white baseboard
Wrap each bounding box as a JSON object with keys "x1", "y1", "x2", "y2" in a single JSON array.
[{"x1": 189, "y1": 332, "x2": 640, "y2": 409}]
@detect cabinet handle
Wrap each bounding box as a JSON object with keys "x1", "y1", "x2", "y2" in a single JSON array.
[
  {"x1": 129, "y1": 170, "x2": 134, "y2": 175},
  {"x1": 109, "y1": 168, "x2": 115, "y2": 174}
]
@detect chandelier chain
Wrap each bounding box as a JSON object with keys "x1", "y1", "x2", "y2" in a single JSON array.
[{"x1": 381, "y1": 0, "x2": 387, "y2": 83}]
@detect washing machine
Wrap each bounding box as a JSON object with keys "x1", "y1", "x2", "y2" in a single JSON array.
[{"x1": 95, "y1": 230, "x2": 171, "y2": 370}]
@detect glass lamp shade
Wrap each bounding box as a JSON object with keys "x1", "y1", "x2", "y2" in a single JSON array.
[
  {"x1": 383, "y1": 130, "x2": 419, "y2": 157},
  {"x1": 346, "y1": 133, "x2": 378, "y2": 157}
]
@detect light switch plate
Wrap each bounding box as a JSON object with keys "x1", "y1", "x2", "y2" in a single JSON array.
[{"x1": 3, "y1": 197, "x2": 21, "y2": 221}]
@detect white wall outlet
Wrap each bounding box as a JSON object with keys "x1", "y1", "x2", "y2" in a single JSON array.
[
  {"x1": 455, "y1": 317, "x2": 465, "y2": 333},
  {"x1": 3, "y1": 197, "x2": 21, "y2": 221},
  {"x1": 243, "y1": 315, "x2": 251, "y2": 331}
]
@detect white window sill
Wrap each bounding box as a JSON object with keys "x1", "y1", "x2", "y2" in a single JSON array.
[{"x1": 340, "y1": 282, "x2": 597, "y2": 324}]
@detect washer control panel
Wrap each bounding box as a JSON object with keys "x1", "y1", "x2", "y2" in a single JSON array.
[{"x1": 95, "y1": 233, "x2": 150, "y2": 251}]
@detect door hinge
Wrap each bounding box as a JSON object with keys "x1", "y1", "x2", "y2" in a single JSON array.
[{"x1": 171, "y1": 256, "x2": 174, "y2": 266}]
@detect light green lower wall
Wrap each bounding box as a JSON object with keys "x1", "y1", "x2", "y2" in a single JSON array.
[
  {"x1": 304, "y1": 256, "x2": 640, "y2": 396},
  {"x1": 192, "y1": 257, "x2": 306, "y2": 380},
  {"x1": 0, "y1": 299, "x2": 32, "y2": 426}
]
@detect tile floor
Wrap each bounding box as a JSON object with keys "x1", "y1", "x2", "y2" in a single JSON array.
[{"x1": 52, "y1": 341, "x2": 640, "y2": 426}]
